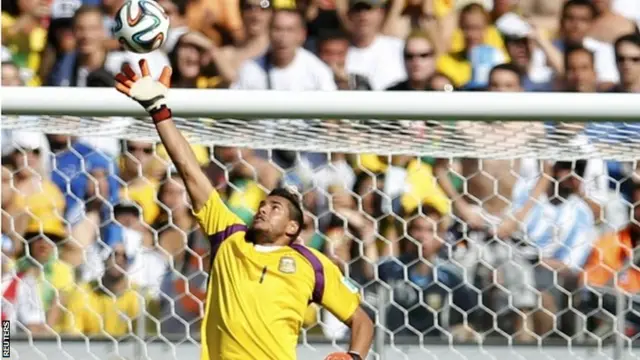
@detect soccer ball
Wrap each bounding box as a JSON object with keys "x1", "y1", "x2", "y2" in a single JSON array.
[{"x1": 113, "y1": 0, "x2": 170, "y2": 54}]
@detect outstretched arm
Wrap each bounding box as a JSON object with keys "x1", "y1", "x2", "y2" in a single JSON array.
[{"x1": 115, "y1": 60, "x2": 214, "y2": 211}]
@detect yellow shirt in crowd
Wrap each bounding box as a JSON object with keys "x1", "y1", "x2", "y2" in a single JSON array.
[
  {"x1": 1, "y1": 12, "x2": 46, "y2": 86},
  {"x1": 64, "y1": 283, "x2": 141, "y2": 337}
]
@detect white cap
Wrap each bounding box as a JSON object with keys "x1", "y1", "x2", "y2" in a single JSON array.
[
  {"x1": 10, "y1": 131, "x2": 45, "y2": 151},
  {"x1": 1, "y1": 46, "x2": 12, "y2": 62},
  {"x1": 496, "y1": 12, "x2": 532, "y2": 39}
]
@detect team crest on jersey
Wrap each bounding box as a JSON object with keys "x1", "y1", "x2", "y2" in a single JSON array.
[
  {"x1": 341, "y1": 277, "x2": 359, "y2": 294},
  {"x1": 279, "y1": 256, "x2": 296, "y2": 274}
]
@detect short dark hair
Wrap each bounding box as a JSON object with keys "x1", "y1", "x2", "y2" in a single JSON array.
[
  {"x1": 564, "y1": 45, "x2": 595, "y2": 69},
  {"x1": 268, "y1": 187, "x2": 304, "y2": 240},
  {"x1": 489, "y1": 63, "x2": 523, "y2": 85},
  {"x1": 614, "y1": 32, "x2": 640, "y2": 54},
  {"x1": 317, "y1": 29, "x2": 349, "y2": 46},
  {"x1": 459, "y1": 2, "x2": 488, "y2": 23},
  {"x1": 554, "y1": 160, "x2": 587, "y2": 178},
  {"x1": 562, "y1": 0, "x2": 596, "y2": 20},
  {"x1": 72, "y1": 5, "x2": 102, "y2": 26}
]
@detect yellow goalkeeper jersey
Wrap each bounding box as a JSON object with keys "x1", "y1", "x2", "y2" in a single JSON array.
[{"x1": 195, "y1": 191, "x2": 361, "y2": 360}]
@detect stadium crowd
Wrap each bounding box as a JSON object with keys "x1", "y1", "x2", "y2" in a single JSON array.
[{"x1": 2, "y1": 0, "x2": 640, "y2": 347}]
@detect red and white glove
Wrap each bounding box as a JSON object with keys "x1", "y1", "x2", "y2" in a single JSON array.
[
  {"x1": 325, "y1": 351, "x2": 362, "y2": 360},
  {"x1": 115, "y1": 59, "x2": 173, "y2": 123}
]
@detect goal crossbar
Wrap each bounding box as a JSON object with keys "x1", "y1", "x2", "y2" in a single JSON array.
[{"x1": 2, "y1": 87, "x2": 639, "y2": 121}]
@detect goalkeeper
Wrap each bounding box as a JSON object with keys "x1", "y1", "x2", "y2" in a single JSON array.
[{"x1": 115, "y1": 60, "x2": 374, "y2": 360}]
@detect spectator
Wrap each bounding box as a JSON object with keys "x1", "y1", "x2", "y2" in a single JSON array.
[
  {"x1": 581, "y1": 182, "x2": 640, "y2": 333},
  {"x1": 232, "y1": 9, "x2": 336, "y2": 90},
  {"x1": 428, "y1": 71, "x2": 454, "y2": 90},
  {"x1": 588, "y1": 0, "x2": 636, "y2": 44},
  {"x1": 157, "y1": 0, "x2": 190, "y2": 53},
  {"x1": 614, "y1": 32, "x2": 640, "y2": 92},
  {"x1": 551, "y1": 0, "x2": 619, "y2": 89},
  {"x1": 317, "y1": 29, "x2": 372, "y2": 90},
  {"x1": 1, "y1": 166, "x2": 28, "y2": 255},
  {"x1": 1, "y1": 0, "x2": 49, "y2": 86},
  {"x1": 379, "y1": 205, "x2": 477, "y2": 341},
  {"x1": 185, "y1": 0, "x2": 243, "y2": 46},
  {"x1": 63, "y1": 244, "x2": 141, "y2": 337},
  {"x1": 168, "y1": 32, "x2": 236, "y2": 88},
  {"x1": 220, "y1": 0, "x2": 273, "y2": 72},
  {"x1": 436, "y1": 3, "x2": 506, "y2": 88},
  {"x1": 47, "y1": 6, "x2": 108, "y2": 86},
  {"x1": 157, "y1": 175, "x2": 210, "y2": 336},
  {"x1": 564, "y1": 46, "x2": 598, "y2": 92},
  {"x1": 119, "y1": 140, "x2": 160, "y2": 224},
  {"x1": 500, "y1": 160, "x2": 598, "y2": 336},
  {"x1": 344, "y1": 0, "x2": 406, "y2": 90},
  {"x1": 386, "y1": 30, "x2": 437, "y2": 91},
  {"x1": 48, "y1": 135, "x2": 121, "y2": 254},
  {"x1": 17, "y1": 218, "x2": 75, "y2": 332},
  {"x1": 495, "y1": 13, "x2": 561, "y2": 91},
  {"x1": 448, "y1": 1, "x2": 507, "y2": 56},
  {"x1": 2, "y1": 61, "x2": 24, "y2": 86},
  {"x1": 381, "y1": 0, "x2": 456, "y2": 53},
  {"x1": 1, "y1": 230, "x2": 48, "y2": 335}
]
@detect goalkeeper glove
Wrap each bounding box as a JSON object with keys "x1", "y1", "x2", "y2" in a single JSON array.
[
  {"x1": 115, "y1": 59, "x2": 173, "y2": 123},
  {"x1": 324, "y1": 351, "x2": 362, "y2": 360}
]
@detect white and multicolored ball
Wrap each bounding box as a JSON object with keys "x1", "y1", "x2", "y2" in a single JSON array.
[{"x1": 113, "y1": 0, "x2": 170, "y2": 54}]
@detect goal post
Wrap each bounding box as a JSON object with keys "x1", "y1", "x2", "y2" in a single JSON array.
[
  {"x1": 2, "y1": 87, "x2": 639, "y2": 360},
  {"x1": 3, "y1": 87, "x2": 640, "y2": 120}
]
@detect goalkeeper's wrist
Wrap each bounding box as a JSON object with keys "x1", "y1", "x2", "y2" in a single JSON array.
[
  {"x1": 347, "y1": 351, "x2": 362, "y2": 360},
  {"x1": 150, "y1": 105, "x2": 172, "y2": 123}
]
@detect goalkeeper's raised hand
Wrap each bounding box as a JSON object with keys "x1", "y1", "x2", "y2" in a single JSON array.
[
  {"x1": 114, "y1": 58, "x2": 214, "y2": 211},
  {"x1": 115, "y1": 59, "x2": 173, "y2": 123}
]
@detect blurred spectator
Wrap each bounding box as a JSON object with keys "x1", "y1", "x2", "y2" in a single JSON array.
[
  {"x1": 119, "y1": 140, "x2": 160, "y2": 224},
  {"x1": 2, "y1": 61, "x2": 24, "y2": 86},
  {"x1": 1, "y1": 232, "x2": 48, "y2": 335},
  {"x1": 63, "y1": 244, "x2": 141, "y2": 337},
  {"x1": 437, "y1": 3, "x2": 506, "y2": 88},
  {"x1": 48, "y1": 135, "x2": 121, "y2": 255},
  {"x1": 551, "y1": 0, "x2": 619, "y2": 89},
  {"x1": 157, "y1": 175, "x2": 210, "y2": 336},
  {"x1": 317, "y1": 29, "x2": 372, "y2": 90},
  {"x1": 47, "y1": 6, "x2": 106, "y2": 86},
  {"x1": 386, "y1": 30, "x2": 436, "y2": 90},
  {"x1": 185, "y1": 0, "x2": 243, "y2": 46},
  {"x1": 499, "y1": 160, "x2": 597, "y2": 336},
  {"x1": 1, "y1": 0, "x2": 49, "y2": 85},
  {"x1": 581, "y1": 182, "x2": 640, "y2": 334},
  {"x1": 168, "y1": 32, "x2": 236, "y2": 88},
  {"x1": 563, "y1": 46, "x2": 598, "y2": 92},
  {"x1": 344, "y1": 0, "x2": 406, "y2": 90},
  {"x1": 382, "y1": 0, "x2": 456, "y2": 54},
  {"x1": 495, "y1": 13, "x2": 561, "y2": 91},
  {"x1": 588, "y1": 0, "x2": 636, "y2": 44},
  {"x1": 1, "y1": 166, "x2": 28, "y2": 255},
  {"x1": 428, "y1": 71, "x2": 454, "y2": 90},
  {"x1": 233, "y1": 9, "x2": 336, "y2": 90},
  {"x1": 157, "y1": 0, "x2": 190, "y2": 52},
  {"x1": 17, "y1": 219, "x2": 75, "y2": 332},
  {"x1": 379, "y1": 205, "x2": 477, "y2": 341},
  {"x1": 614, "y1": 32, "x2": 640, "y2": 93},
  {"x1": 448, "y1": 1, "x2": 507, "y2": 56},
  {"x1": 220, "y1": 0, "x2": 272, "y2": 71}
]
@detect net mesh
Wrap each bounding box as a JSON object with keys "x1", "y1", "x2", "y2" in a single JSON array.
[
  {"x1": 1, "y1": 115, "x2": 640, "y2": 360},
  {"x1": 3, "y1": 116, "x2": 640, "y2": 160}
]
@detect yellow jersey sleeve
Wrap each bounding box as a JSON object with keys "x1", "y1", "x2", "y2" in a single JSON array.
[
  {"x1": 291, "y1": 244, "x2": 361, "y2": 323},
  {"x1": 193, "y1": 190, "x2": 246, "y2": 235}
]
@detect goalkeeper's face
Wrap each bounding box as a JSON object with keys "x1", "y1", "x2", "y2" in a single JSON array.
[{"x1": 251, "y1": 196, "x2": 300, "y2": 244}]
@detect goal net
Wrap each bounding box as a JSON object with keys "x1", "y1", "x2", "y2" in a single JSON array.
[{"x1": 2, "y1": 88, "x2": 639, "y2": 360}]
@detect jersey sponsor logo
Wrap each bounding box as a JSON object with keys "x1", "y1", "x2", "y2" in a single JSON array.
[
  {"x1": 278, "y1": 256, "x2": 296, "y2": 274},
  {"x1": 341, "y1": 276, "x2": 359, "y2": 294}
]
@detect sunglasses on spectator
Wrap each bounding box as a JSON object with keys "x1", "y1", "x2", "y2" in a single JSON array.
[
  {"x1": 616, "y1": 55, "x2": 640, "y2": 64},
  {"x1": 127, "y1": 145, "x2": 153, "y2": 154},
  {"x1": 404, "y1": 51, "x2": 435, "y2": 60}
]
